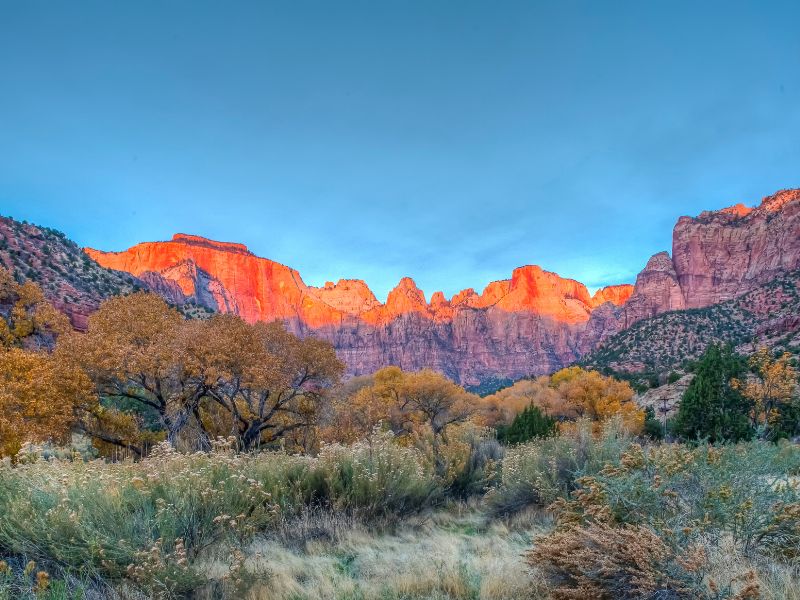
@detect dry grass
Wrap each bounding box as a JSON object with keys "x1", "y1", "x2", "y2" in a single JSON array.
[
  {"x1": 703, "y1": 536, "x2": 800, "y2": 600},
  {"x1": 195, "y1": 507, "x2": 551, "y2": 600},
  {"x1": 3, "y1": 427, "x2": 800, "y2": 599}
]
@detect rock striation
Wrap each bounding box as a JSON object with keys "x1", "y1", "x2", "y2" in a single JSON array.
[
  {"x1": 86, "y1": 236, "x2": 631, "y2": 384},
  {"x1": 580, "y1": 188, "x2": 800, "y2": 358},
  {"x1": 81, "y1": 187, "x2": 800, "y2": 384}
]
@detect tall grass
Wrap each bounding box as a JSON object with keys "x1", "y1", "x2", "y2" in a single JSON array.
[
  {"x1": 0, "y1": 431, "x2": 440, "y2": 597},
  {"x1": 2, "y1": 423, "x2": 799, "y2": 599}
]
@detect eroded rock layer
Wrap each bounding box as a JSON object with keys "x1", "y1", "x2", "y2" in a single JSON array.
[{"x1": 83, "y1": 188, "x2": 800, "y2": 384}]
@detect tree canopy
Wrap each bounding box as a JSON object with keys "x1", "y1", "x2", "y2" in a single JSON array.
[{"x1": 59, "y1": 292, "x2": 344, "y2": 454}]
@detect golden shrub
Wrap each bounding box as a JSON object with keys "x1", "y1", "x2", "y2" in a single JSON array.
[{"x1": 528, "y1": 522, "x2": 696, "y2": 599}]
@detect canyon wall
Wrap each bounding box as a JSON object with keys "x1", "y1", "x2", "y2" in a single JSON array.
[
  {"x1": 579, "y1": 188, "x2": 800, "y2": 353},
  {"x1": 83, "y1": 188, "x2": 800, "y2": 384},
  {"x1": 86, "y1": 236, "x2": 633, "y2": 384}
]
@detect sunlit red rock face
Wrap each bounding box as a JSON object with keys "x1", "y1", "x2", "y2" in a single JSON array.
[
  {"x1": 84, "y1": 188, "x2": 800, "y2": 384},
  {"x1": 591, "y1": 284, "x2": 634, "y2": 308},
  {"x1": 86, "y1": 236, "x2": 631, "y2": 384},
  {"x1": 86, "y1": 234, "x2": 345, "y2": 330}
]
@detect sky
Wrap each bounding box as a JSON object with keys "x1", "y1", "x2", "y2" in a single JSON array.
[{"x1": 0, "y1": 1, "x2": 798, "y2": 300}]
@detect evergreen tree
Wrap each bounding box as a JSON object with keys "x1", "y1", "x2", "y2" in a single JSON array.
[
  {"x1": 499, "y1": 404, "x2": 557, "y2": 444},
  {"x1": 642, "y1": 406, "x2": 664, "y2": 440},
  {"x1": 771, "y1": 398, "x2": 800, "y2": 440},
  {"x1": 673, "y1": 344, "x2": 753, "y2": 443}
]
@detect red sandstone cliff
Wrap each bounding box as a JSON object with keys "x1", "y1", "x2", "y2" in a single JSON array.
[
  {"x1": 624, "y1": 188, "x2": 800, "y2": 320},
  {"x1": 580, "y1": 188, "x2": 800, "y2": 352},
  {"x1": 82, "y1": 188, "x2": 800, "y2": 384},
  {"x1": 86, "y1": 235, "x2": 632, "y2": 384},
  {"x1": 672, "y1": 188, "x2": 800, "y2": 308},
  {"x1": 591, "y1": 284, "x2": 634, "y2": 308},
  {"x1": 86, "y1": 234, "x2": 631, "y2": 332}
]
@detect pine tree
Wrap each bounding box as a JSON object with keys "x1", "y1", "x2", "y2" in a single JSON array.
[
  {"x1": 499, "y1": 404, "x2": 557, "y2": 444},
  {"x1": 673, "y1": 344, "x2": 753, "y2": 443}
]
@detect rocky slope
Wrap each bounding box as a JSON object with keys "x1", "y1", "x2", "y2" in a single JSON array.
[
  {"x1": 0, "y1": 216, "x2": 144, "y2": 329},
  {"x1": 578, "y1": 188, "x2": 800, "y2": 353},
  {"x1": 582, "y1": 270, "x2": 800, "y2": 375}
]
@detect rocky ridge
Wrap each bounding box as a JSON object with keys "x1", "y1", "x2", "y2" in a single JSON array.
[
  {"x1": 578, "y1": 188, "x2": 800, "y2": 354},
  {"x1": 4, "y1": 187, "x2": 799, "y2": 387},
  {"x1": 86, "y1": 236, "x2": 634, "y2": 384},
  {"x1": 84, "y1": 188, "x2": 800, "y2": 385},
  {"x1": 0, "y1": 216, "x2": 143, "y2": 329},
  {"x1": 582, "y1": 270, "x2": 800, "y2": 374}
]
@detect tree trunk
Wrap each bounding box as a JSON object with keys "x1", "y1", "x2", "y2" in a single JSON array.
[
  {"x1": 431, "y1": 422, "x2": 445, "y2": 477},
  {"x1": 241, "y1": 420, "x2": 263, "y2": 451}
]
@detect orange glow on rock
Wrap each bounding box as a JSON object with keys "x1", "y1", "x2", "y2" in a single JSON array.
[{"x1": 85, "y1": 234, "x2": 633, "y2": 329}]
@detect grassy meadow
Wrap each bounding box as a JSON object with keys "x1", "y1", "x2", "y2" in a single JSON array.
[{"x1": 2, "y1": 422, "x2": 800, "y2": 599}]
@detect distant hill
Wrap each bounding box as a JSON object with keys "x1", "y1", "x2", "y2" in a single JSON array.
[{"x1": 0, "y1": 216, "x2": 213, "y2": 327}]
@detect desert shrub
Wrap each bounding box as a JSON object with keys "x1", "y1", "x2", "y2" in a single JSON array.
[
  {"x1": 0, "y1": 441, "x2": 277, "y2": 589},
  {"x1": 448, "y1": 436, "x2": 504, "y2": 499},
  {"x1": 0, "y1": 557, "x2": 111, "y2": 600},
  {"x1": 0, "y1": 430, "x2": 442, "y2": 596},
  {"x1": 487, "y1": 418, "x2": 634, "y2": 516},
  {"x1": 316, "y1": 429, "x2": 439, "y2": 518},
  {"x1": 529, "y1": 522, "x2": 706, "y2": 599},
  {"x1": 528, "y1": 440, "x2": 800, "y2": 599},
  {"x1": 551, "y1": 441, "x2": 800, "y2": 561}
]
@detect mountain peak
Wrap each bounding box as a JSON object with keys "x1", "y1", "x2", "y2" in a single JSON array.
[{"x1": 759, "y1": 188, "x2": 800, "y2": 213}]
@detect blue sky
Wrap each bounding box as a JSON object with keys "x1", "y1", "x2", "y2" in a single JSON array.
[{"x1": 1, "y1": 1, "x2": 798, "y2": 300}]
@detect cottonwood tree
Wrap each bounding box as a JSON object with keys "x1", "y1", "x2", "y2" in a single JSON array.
[
  {"x1": 0, "y1": 349, "x2": 80, "y2": 456},
  {"x1": 480, "y1": 377, "x2": 562, "y2": 427},
  {"x1": 62, "y1": 294, "x2": 344, "y2": 454},
  {"x1": 323, "y1": 366, "x2": 408, "y2": 443},
  {"x1": 398, "y1": 369, "x2": 479, "y2": 476},
  {"x1": 322, "y1": 367, "x2": 480, "y2": 473},
  {"x1": 733, "y1": 347, "x2": 798, "y2": 439},
  {"x1": 318, "y1": 374, "x2": 379, "y2": 444},
  {"x1": 551, "y1": 367, "x2": 643, "y2": 433},
  {"x1": 0, "y1": 270, "x2": 79, "y2": 457},
  {"x1": 60, "y1": 292, "x2": 214, "y2": 452},
  {"x1": 204, "y1": 317, "x2": 344, "y2": 451}
]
